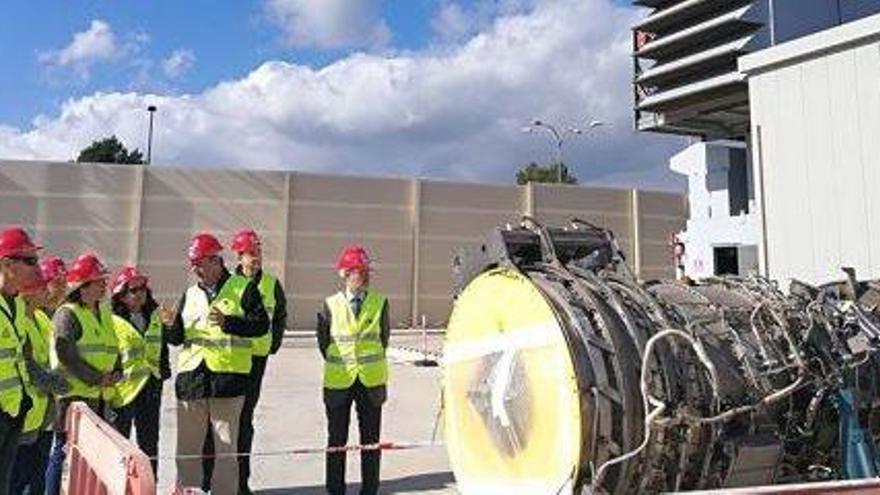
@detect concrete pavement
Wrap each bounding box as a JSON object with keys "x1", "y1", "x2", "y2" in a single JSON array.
[{"x1": 154, "y1": 334, "x2": 454, "y2": 494}]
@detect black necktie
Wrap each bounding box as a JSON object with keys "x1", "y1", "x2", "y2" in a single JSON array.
[{"x1": 351, "y1": 296, "x2": 362, "y2": 318}]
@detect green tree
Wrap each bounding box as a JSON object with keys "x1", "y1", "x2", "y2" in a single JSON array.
[
  {"x1": 516, "y1": 161, "x2": 578, "y2": 185},
  {"x1": 75, "y1": 136, "x2": 144, "y2": 164}
]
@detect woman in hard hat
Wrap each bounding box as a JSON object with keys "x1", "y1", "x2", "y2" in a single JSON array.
[
  {"x1": 45, "y1": 253, "x2": 121, "y2": 495},
  {"x1": 108, "y1": 266, "x2": 171, "y2": 476},
  {"x1": 317, "y1": 245, "x2": 390, "y2": 495},
  {"x1": 11, "y1": 270, "x2": 66, "y2": 495}
]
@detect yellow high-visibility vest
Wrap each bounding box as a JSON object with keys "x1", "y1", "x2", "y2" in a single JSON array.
[
  {"x1": 179, "y1": 275, "x2": 252, "y2": 375},
  {"x1": 50, "y1": 302, "x2": 118, "y2": 400},
  {"x1": 0, "y1": 296, "x2": 25, "y2": 418},
  {"x1": 112, "y1": 311, "x2": 163, "y2": 408},
  {"x1": 252, "y1": 273, "x2": 278, "y2": 357},
  {"x1": 323, "y1": 290, "x2": 388, "y2": 389}
]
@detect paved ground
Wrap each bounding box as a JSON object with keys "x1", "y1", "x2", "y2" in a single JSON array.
[{"x1": 155, "y1": 334, "x2": 454, "y2": 494}]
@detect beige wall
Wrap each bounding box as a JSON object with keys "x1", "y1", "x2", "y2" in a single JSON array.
[{"x1": 0, "y1": 160, "x2": 685, "y2": 329}]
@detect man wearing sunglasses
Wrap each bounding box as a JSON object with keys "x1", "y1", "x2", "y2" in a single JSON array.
[
  {"x1": 165, "y1": 232, "x2": 268, "y2": 495},
  {"x1": 0, "y1": 227, "x2": 40, "y2": 494}
]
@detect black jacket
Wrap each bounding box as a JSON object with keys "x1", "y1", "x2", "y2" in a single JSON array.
[
  {"x1": 234, "y1": 266, "x2": 288, "y2": 354},
  {"x1": 316, "y1": 290, "x2": 390, "y2": 407},
  {"x1": 165, "y1": 269, "x2": 269, "y2": 400}
]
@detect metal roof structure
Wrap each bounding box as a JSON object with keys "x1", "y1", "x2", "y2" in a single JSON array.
[
  {"x1": 632, "y1": 0, "x2": 767, "y2": 139},
  {"x1": 631, "y1": 0, "x2": 880, "y2": 140}
]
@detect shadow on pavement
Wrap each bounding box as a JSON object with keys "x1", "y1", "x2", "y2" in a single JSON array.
[{"x1": 256, "y1": 471, "x2": 456, "y2": 494}]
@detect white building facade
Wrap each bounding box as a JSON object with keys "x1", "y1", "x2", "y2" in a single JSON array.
[
  {"x1": 670, "y1": 141, "x2": 761, "y2": 279},
  {"x1": 741, "y1": 13, "x2": 880, "y2": 284}
]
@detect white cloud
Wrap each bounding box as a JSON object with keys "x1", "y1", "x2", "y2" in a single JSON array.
[
  {"x1": 432, "y1": 3, "x2": 471, "y2": 42},
  {"x1": 38, "y1": 20, "x2": 148, "y2": 79},
  {"x1": 264, "y1": 0, "x2": 391, "y2": 49},
  {"x1": 431, "y1": 0, "x2": 533, "y2": 42},
  {"x1": 39, "y1": 20, "x2": 117, "y2": 76},
  {"x1": 3, "y1": 0, "x2": 686, "y2": 190},
  {"x1": 162, "y1": 49, "x2": 196, "y2": 79}
]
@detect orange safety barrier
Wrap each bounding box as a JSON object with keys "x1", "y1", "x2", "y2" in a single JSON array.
[{"x1": 65, "y1": 401, "x2": 156, "y2": 495}]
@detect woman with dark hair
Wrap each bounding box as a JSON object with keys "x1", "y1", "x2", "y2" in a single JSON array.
[
  {"x1": 46, "y1": 253, "x2": 121, "y2": 495},
  {"x1": 108, "y1": 266, "x2": 171, "y2": 475}
]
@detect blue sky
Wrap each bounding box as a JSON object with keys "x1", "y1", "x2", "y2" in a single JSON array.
[
  {"x1": 0, "y1": 1, "x2": 684, "y2": 189},
  {"x1": 0, "y1": 1, "x2": 451, "y2": 125}
]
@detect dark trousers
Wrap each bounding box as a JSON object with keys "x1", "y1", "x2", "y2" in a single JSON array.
[
  {"x1": 11, "y1": 430, "x2": 52, "y2": 495},
  {"x1": 202, "y1": 356, "x2": 267, "y2": 494},
  {"x1": 325, "y1": 380, "x2": 383, "y2": 495},
  {"x1": 0, "y1": 411, "x2": 24, "y2": 495},
  {"x1": 111, "y1": 377, "x2": 162, "y2": 475}
]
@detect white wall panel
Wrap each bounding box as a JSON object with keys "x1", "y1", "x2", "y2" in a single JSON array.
[{"x1": 744, "y1": 21, "x2": 880, "y2": 285}]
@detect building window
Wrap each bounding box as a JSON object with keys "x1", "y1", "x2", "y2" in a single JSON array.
[
  {"x1": 728, "y1": 148, "x2": 749, "y2": 216},
  {"x1": 714, "y1": 246, "x2": 740, "y2": 276}
]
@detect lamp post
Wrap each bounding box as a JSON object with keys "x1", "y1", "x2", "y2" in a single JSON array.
[
  {"x1": 522, "y1": 118, "x2": 604, "y2": 183},
  {"x1": 146, "y1": 105, "x2": 157, "y2": 165}
]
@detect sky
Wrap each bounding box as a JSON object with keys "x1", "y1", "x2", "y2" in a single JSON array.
[{"x1": 0, "y1": 0, "x2": 687, "y2": 190}]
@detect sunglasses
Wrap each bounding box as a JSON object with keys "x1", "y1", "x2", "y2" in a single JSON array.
[
  {"x1": 126, "y1": 285, "x2": 147, "y2": 295},
  {"x1": 6, "y1": 255, "x2": 38, "y2": 266}
]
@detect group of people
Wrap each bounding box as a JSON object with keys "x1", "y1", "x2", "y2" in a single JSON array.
[{"x1": 0, "y1": 225, "x2": 391, "y2": 495}]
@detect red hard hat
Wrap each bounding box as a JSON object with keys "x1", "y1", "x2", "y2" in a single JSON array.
[
  {"x1": 111, "y1": 266, "x2": 148, "y2": 295},
  {"x1": 0, "y1": 227, "x2": 41, "y2": 259},
  {"x1": 188, "y1": 232, "x2": 223, "y2": 263},
  {"x1": 67, "y1": 253, "x2": 109, "y2": 289},
  {"x1": 39, "y1": 256, "x2": 67, "y2": 283},
  {"x1": 231, "y1": 229, "x2": 261, "y2": 255},
  {"x1": 336, "y1": 245, "x2": 371, "y2": 273}
]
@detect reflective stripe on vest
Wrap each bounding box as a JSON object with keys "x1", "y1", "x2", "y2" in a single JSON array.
[
  {"x1": 16, "y1": 307, "x2": 54, "y2": 433},
  {"x1": 323, "y1": 290, "x2": 388, "y2": 390},
  {"x1": 178, "y1": 275, "x2": 252, "y2": 375},
  {"x1": 111, "y1": 312, "x2": 164, "y2": 408},
  {"x1": 143, "y1": 312, "x2": 163, "y2": 377},
  {"x1": 251, "y1": 272, "x2": 277, "y2": 357},
  {"x1": 50, "y1": 302, "x2": 119, "y2": 400},
  {"x1": 0, "y1": 296, "x2": 24, "y2": 418}
]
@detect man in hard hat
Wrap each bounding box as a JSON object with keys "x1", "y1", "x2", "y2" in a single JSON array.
[
  {"x1": 222, "y1": 228, "x2": 288, "y2": 494},
  {"x1": 0, "y1": 227, "x2": 40, "y2": 493},
  {"x1": 46, "y1": 252, "x2": 121, "y2": 495},
  {"x1": 165, "y1": 232, "x2": 268, "y2": 495},
  {"x1": 317, "y1": 245, "x2": 390, "y2": 495}
]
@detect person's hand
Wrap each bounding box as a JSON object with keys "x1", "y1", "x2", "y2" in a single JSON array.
[
  {"x1": 100, "y1": 371, "x2": 122, "y2": 387},
  {"x1": 159, "y1": 303, "x2": 176, "y2": 326},
  {"x1": 208, "y1": 307, "x2": 226, "y2": 327}
]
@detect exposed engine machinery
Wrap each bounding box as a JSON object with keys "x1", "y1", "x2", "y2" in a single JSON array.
[{"x1": 442, "y1": 218, "x2": 880, "y2": 494}]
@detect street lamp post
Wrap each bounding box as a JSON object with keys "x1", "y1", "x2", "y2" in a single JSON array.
[
  {"x1": 146, "y1": 105, "x2": 157, "y2": 165},
  {"x1": 523, "y1": 118, "x2": 604, "y2": 183}
]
